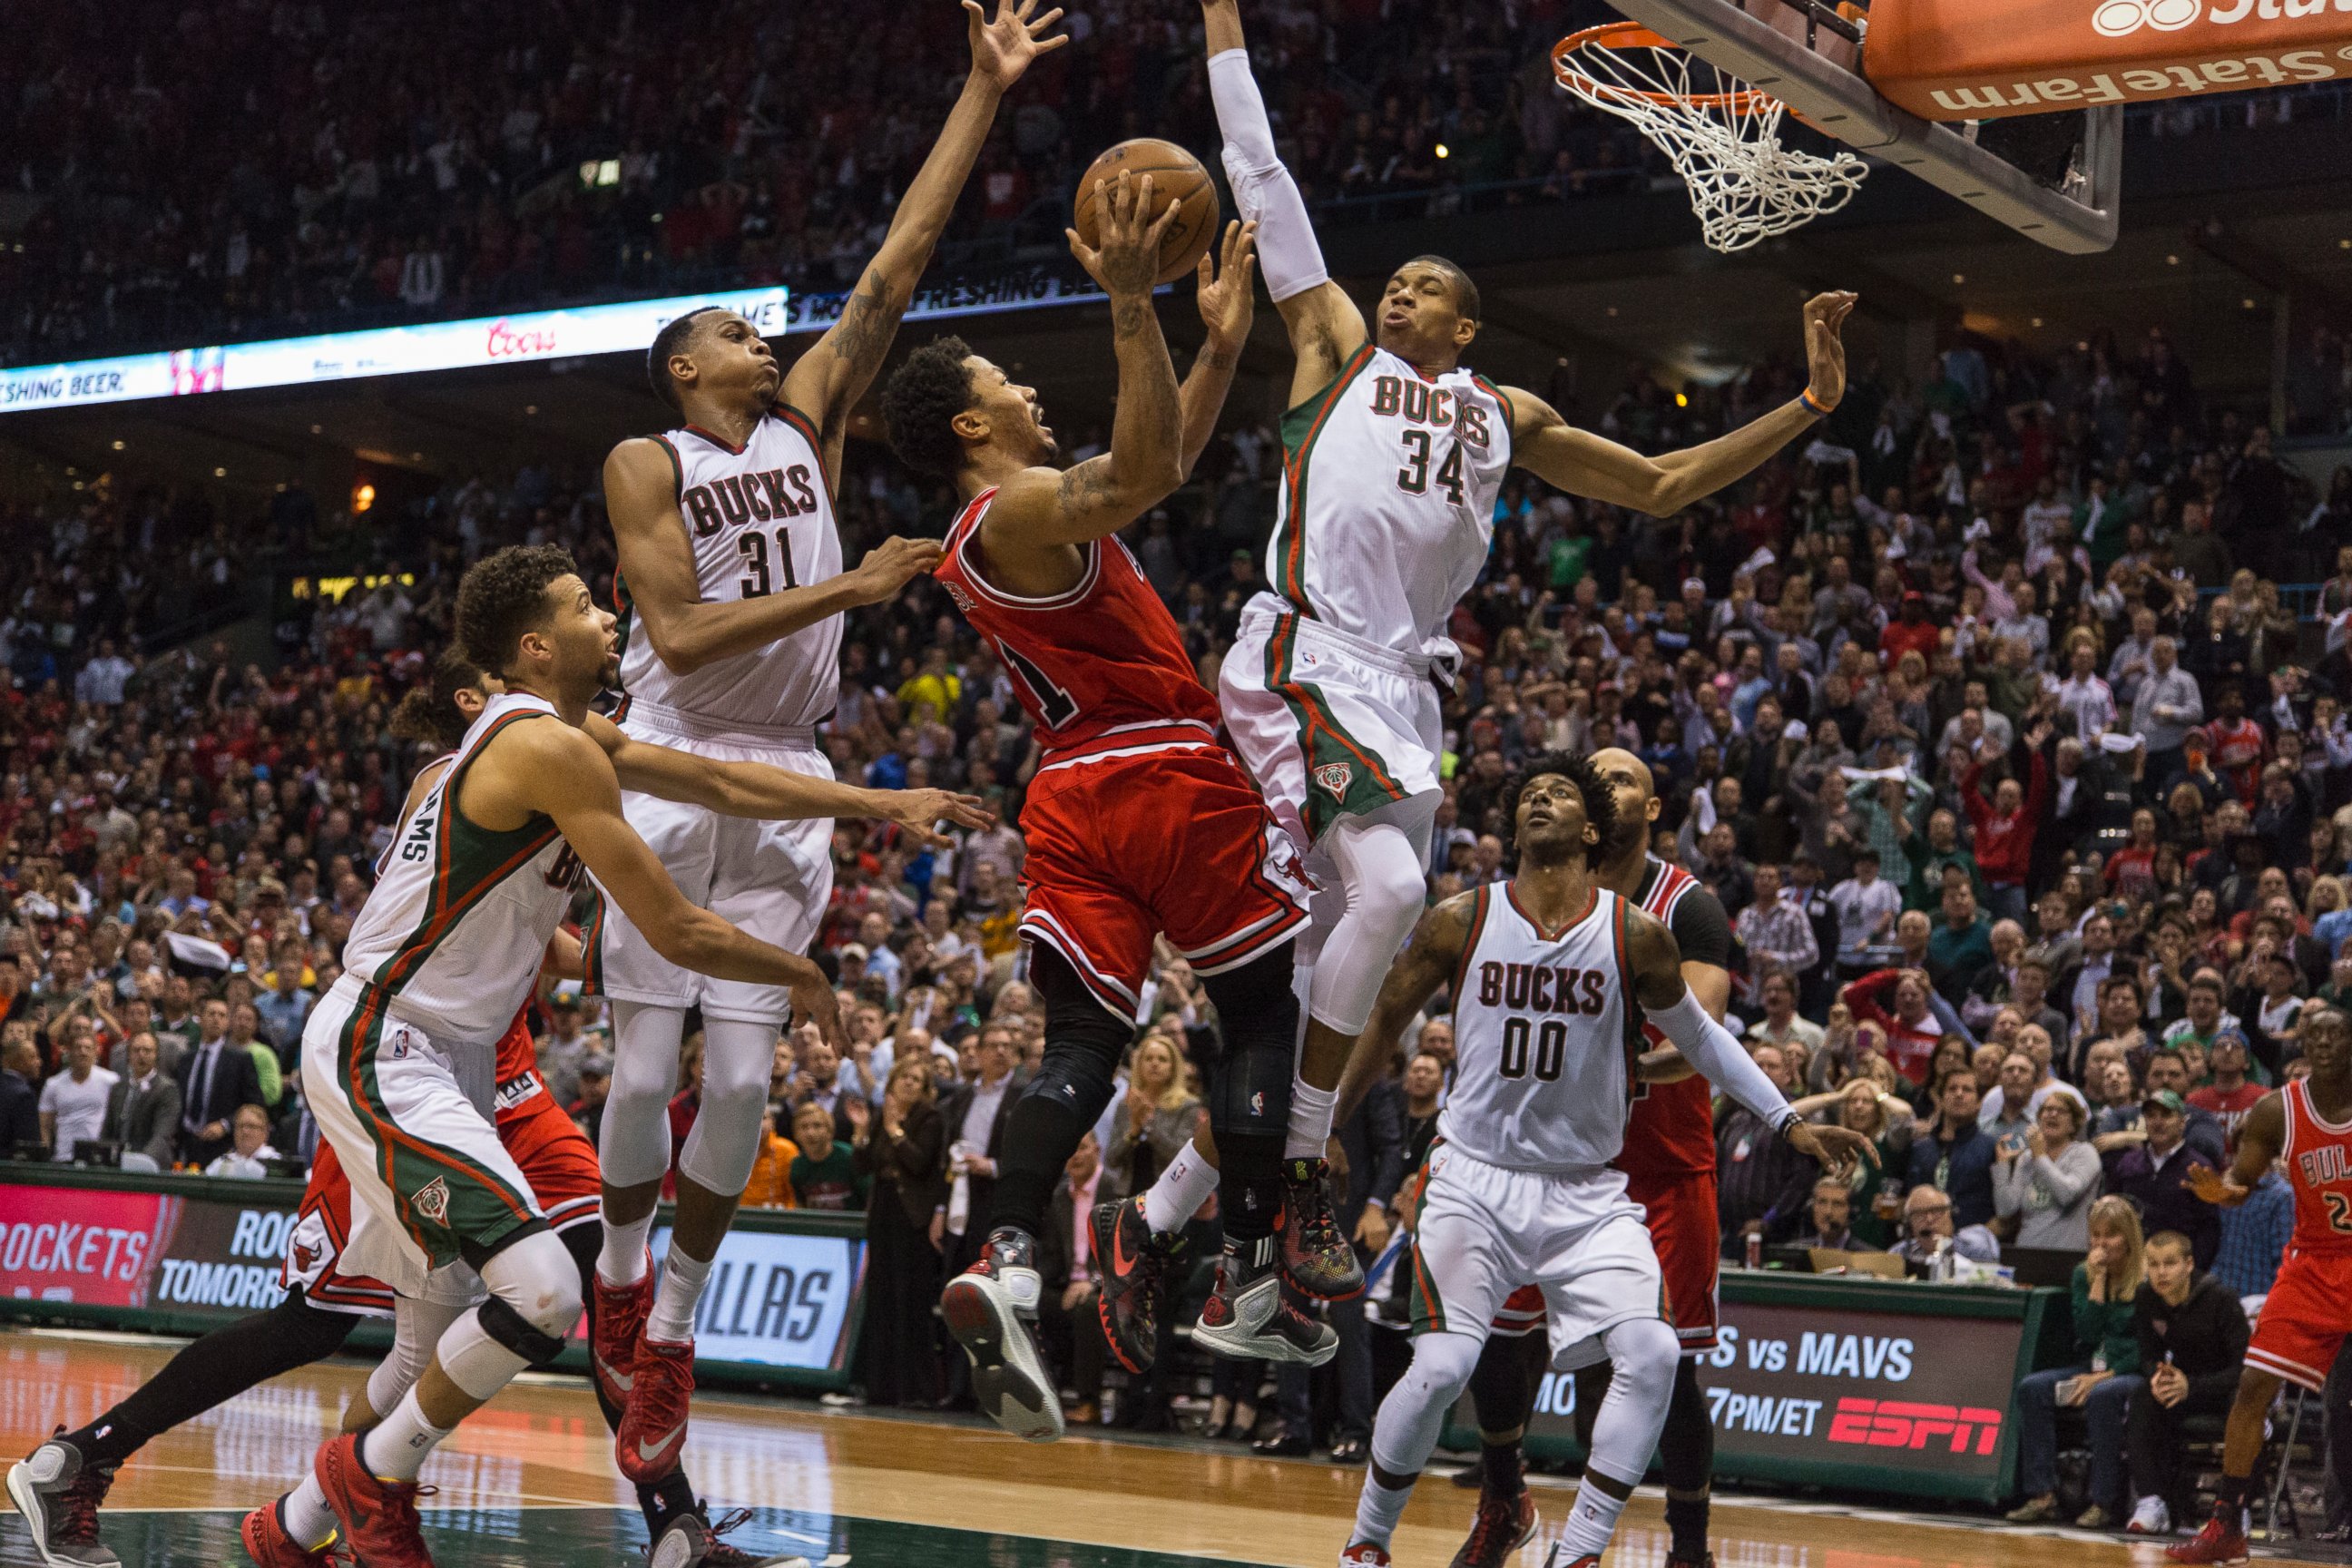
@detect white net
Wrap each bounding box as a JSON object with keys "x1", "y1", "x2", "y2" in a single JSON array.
[{"x1": 1552, "y1": 25, "x2": 1868, "y2": 253}]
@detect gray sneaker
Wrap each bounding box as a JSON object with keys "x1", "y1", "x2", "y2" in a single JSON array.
[{"x1": 6, "y1": 1436, "x2": 122, "y2": 1567}]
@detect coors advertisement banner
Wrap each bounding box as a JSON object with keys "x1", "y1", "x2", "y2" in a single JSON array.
[
  {"x1": 1862, "y1": 0, "x2": 2352, "y2": 120},
  {"x1": 1471, "y1": 1297, "x2": 2028, "y2": 1492}
]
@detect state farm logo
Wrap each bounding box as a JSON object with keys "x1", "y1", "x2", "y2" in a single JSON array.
[
  {"x1": 485, "y1": 318, "x2": 558, "y2": 358},
  {"x1": 2092, "y1": 0, "x2": 2198, "y2": 34}
]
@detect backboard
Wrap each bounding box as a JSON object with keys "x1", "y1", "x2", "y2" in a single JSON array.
[{"x1": 1601, "y1": 0, "x2": 2124, "y2": 253}]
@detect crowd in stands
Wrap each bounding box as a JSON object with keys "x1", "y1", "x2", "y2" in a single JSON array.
[{"x1": 5, "y1": 297, "x2": 2352, "y2": 1519}]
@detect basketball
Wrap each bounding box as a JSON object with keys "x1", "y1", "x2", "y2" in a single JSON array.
[{"x1": 1072, "y1": 138, "x2": 1220, "y2": 286}]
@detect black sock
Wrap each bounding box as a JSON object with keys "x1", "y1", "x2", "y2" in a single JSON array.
[
  {"x1": 2218, "y1": 1474, "x2": 2253, "y2": 1515},
  {"x1": 69, "y1": 1293, "x2": 355, "y2": 1466},
  {"x1": 1220, "y1": 1130, "x2": 1285, "y2": 1244},
  {"x1": 1482, "y1": 1434, "x2": 1525, "y2": 1499},
  {"x1": 989, "y1": 1094, "x2": 1091, "y2": 1238},
  {"x1": 639, "y1": 1471, "x2": 699, "y2": 1534},
  {"x1": 1665, "y1": 1492, "x2": 1711, "y2": 1562}
]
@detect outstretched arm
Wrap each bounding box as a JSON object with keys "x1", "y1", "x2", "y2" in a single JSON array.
[
  {"x1": 779, "y1": 0, "x2": 1068, "y2": 475},
  {"x1": 1336, "y1": 893, "x2": 1476, "y2": 1125},
  {"x1": 583, "y1": 713, "x2": 995, "y2": 847},
  {"x1": 480, "y1": 723, "x2": 842, "y2": 1045},
  {"x1": 982, "y1": 172, "x2": 1185, "y2": 559},
  {"x1": 1200, "y1": 0, "x2": 1366, "y2": 403},
  {"x1": 1628, "y1": 909, "x2": 1877, "y2": 1171},
  {"x1": 1179, "y1": 220, "x2": 1258, "y2": 476},
  {"x1": 2187, "y1": 1091, "x2": 2283, "y2": 1207},
  {"x1": 603, "y1": 438, "x2": 939, "y2": 676},
  {"x1": 1505, "y1": 292, "x2": 1857, "y2": 516}
]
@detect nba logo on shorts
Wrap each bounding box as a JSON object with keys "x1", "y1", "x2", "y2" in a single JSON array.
[
  {"x1": 414, "y1": 1177, "x2": 452, "y2": 1225},
  {"x1": 1314, "y1": 761, "x2": 1354, "y2": 799}
]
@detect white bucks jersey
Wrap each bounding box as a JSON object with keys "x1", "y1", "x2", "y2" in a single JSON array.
[
  {"x1": 343, "y1": 693, "x2": 578, "y2": 1040},
  {"x1": 616, "y1": 407, "x2": 844, "y2": 730},
  {"x1": 1438, "y1": 883, "x2": 1642, "y2": 1173},
  {"x1": 1265, "y1": 345, "x2": 1513, "y2": 652}
]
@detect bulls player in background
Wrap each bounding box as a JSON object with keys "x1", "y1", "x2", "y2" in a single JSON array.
[
  {"x1": 2170, "y1": 1004, "x2": 2352, "y2": 1564},
  {"x1": 882, "y1": 181, "x2": 1358, "y2": 1443}
]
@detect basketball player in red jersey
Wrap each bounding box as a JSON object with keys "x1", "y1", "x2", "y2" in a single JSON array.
[
  {"x1": 2170, "y1": 1004, "x2": 2352, "y2": 1563},
  {"x1": 1436, "y1": 749, "x2": 1733, "y2": 1568},
  {"x1": 882, "y1": 181, "x2": 1349, "y2": 1443}
]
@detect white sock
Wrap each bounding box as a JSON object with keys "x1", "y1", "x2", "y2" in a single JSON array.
[
  {"x1": 1284, "y1": 1079, "x2": 1337, "y2": 1160},
  {"x1": 280, "y1": 1472, "x2": 338, "y2": 1550},
  {"x1": 599, "y1": 1211, "x2": 654, "y2": 1289},
  {"x1": 358, "y1": 1388, "x2": 452, "y2": 1484},
  {"x1": 1350, "y1": 1473, "x2": 1415, "y2": 1550},
  {"x1": 646, "y1": 1247, "x2": 712, "y2": 1345},
  {"x1": 1142, "y1": 1141, "x2": 1220, "y2": 1235},
  {"x1": 1556, "y1": 1475, "x2": 1634, "y2": 1562}
]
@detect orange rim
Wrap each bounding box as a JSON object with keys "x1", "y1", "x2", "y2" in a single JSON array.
[{"x1": 1551, "y1": 22, "x2": 1774, "y2": 113}]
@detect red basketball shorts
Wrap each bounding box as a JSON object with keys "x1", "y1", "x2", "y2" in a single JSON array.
[
  {"x1": 1626, "y1": 1166, "x2": 1722, "y2": 1351},
  {"x1": 2246, "y1": 1246, "x2": 2352, "y2": 1392},
  {"x1": 1016, "y1": 740, "x2": 1312, "y2": 1015}
]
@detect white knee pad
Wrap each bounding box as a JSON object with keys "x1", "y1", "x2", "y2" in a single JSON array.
[
  {"x1": 677, "y1": 1017, "x2": 777, "y2": 1194},
  {"x1": 1584, "y1": 1318, "x2": 1681, "y2": 1486},
  {"x1": 1371, "y1": 1329, "x2": 1485, "y2": 1478},
  {"x1": 601, "y1": 1001, "x2": 685, "y2": 1188},
  {"x1": 481, "y1": 1227, "x2": 585, "y2": 1339},
  {"x1": 1307, "y1": 817, "x2": 1427, "y2": 1035}
]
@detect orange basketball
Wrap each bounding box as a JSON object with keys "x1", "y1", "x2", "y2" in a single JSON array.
[{"x1": 1072, "y1": 139, "x2": 1220, "y2": 287}]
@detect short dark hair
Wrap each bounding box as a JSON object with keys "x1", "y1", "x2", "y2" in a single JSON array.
[
  {"x1": 647, "y1": 306, "x2": 725, "y2": 412},
  {"x1": 389, "y1": 648, "x2": 485, "y2": 750},
  {"x1": 1401, "y1": 254, "x2": 1480, "y2": 322},
  {"x1": 879, "y1": 336, "x2": 979, "y2": 479},
  {"x1": 1504, "y1": 750, "x2": 1616, "y2": 867},
  {"x1": 456, "y1": 545, "x2": 578, "y2": 674}
]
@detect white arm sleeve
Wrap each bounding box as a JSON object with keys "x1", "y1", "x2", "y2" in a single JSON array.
[
  {"x1": 1207, "y1": 47, "x2": 1328, "y2": 303},
  {"x1": 1644, "y1": 986, "x2": 1799, "y2": 1132}
]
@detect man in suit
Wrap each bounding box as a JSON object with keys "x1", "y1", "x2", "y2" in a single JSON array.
[
  {"x1": 1033, "y1": 1132, "x2": 1122, "y2": 1425},
  {"x1": 175, "y1": 997, "x2": 263, "y2": 1167},
  {"x1": 0, "y1": 1025, "x2": 41, "y2": 1154},
  {"x1": 940, "y1": 1023, "x2": 1023, "y2": 1274},
  {"x1": 105, "y1": 1031, "x2": 181, "y2": 1168}
]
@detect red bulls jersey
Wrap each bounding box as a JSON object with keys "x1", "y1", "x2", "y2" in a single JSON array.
[
  {"x1": 1616, "y1": 857, "x2": 1734, "y2": 1181},
  {"x1": 2284, "y1": 1076, "x2": 2352, "y2": 1255},
  {"x1": 936, "y1": 486, "x2": 1220, "y2": 757}
]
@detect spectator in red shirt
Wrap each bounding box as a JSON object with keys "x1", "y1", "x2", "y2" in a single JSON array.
[
  {"x1": 1839, "y1": 966, "x2": 1947, "y2": 1088},
  {"x1": 1880, "y1": 591, "x2": 1940, "y2": 671},
  {"x1": 2187, "y1": 1034, "x2": 2266, "y2": 1152},
  {"x1": 2201, "y1": 684, "x2": 2267, "y2": 809},
  {"x1": 1962, "y1": 720, "x2": 2053, "y2": 925}
]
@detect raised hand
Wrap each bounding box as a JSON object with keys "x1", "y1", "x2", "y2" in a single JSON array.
[
  {"x1": 1801, "y1": 290, "x2": 1859, "y2": 410},
  {"x1": 1195, "y1": 220, "x2": 1259, "y2": 349},
  {"x1": 965, "y1": 0, "x2": 1069, "y2": 91},
  {"x1": 2184, "y1": 1163, "x2": 2248, "y2": 1207},
  {"x1": 1067, "y1": 171, "x2": 1180, "y2": 299},
  {"x1": 1788, "y1": 1120, "x2": 1881, "y2": 1179}
]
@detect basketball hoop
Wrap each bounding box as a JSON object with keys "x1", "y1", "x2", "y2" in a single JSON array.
[{"x1": 1552, "y1": 22, "x2": 1868, "y2": 253}]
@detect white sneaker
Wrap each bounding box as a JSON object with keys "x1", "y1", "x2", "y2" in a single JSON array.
[{"x1": 2125, "y1": 1495, "x2": 2171, "y2": 1535}]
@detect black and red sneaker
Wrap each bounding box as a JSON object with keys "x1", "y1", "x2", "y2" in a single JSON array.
[
  {"x1": 6, "y1": 1432, "x2": 119, "y2": 1568},
  {"x1": 940, "y1": 1228, "x2": 1061, "y2": 1445},
  {"x1": 1277, "y1": 1159, "x2": 1364, "y2": 1300},
  {"x1": 1091, "y1": 1196, "x2": 1185, "y2": 1375},
  {"x1": 592, "y1": 1263, "x2": 655, "y2": 1413},
  {"x1": 647, "y1": 1505, "x2": 799, "y2": 1568},
  {"x1": 2165, "y1": 1509, "x2": 2250, "y2": 1565},
  {"x1": 617, "y1": 1338, "x2": 697, "y2": 1485},
  {"x1": 1193, "y1": 1238, "x2": 1337, "y2": 1366},
  {"x1": 240, "y1": 1496, "x2": 341, "y2": 1568},
  {"x1": 1449, "y1": 1487, "x2": 1538, "y2": 1568}
]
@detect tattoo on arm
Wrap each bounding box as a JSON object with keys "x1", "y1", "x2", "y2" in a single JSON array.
[
  {"x1": 1112, "y1": 296, "x2": 1151, "y2": 339},
  {"x1": 818, "y1": 268, "x2": 907, "y2": 442},
  {"x1": 1200, "y1": 346, "x2": 1239, "y2": 373},
  {"x1": 1056, "y1": 457, "x2": 1116, "y2": 514}
]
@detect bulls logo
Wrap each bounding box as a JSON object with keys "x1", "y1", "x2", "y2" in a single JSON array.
[
  {"x1": 290, "y1": 1241, "x2": 319, "y2": 1273},
  {"x1": 1314, "y1": 761, "x2": 1355, "y2": 799},
  {"x1": 413, "y1": 1176, "x2": 452, "y2": 1226}
]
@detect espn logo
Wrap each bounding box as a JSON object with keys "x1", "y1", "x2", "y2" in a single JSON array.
[{"x1": 1825, "y1": 1397, "x2": 2003, "y2": 1455}]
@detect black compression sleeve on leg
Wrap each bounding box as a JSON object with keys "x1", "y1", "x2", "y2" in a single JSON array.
[
  {"x1": 987, "y1": 946, "x2": 1132, "y2": 1239},
  {"x1": 1467, "y1": 1330, "x2": 1541, "y2": 1436},
  {"x1": 69, "y1": 1289, "x2": 358, "y2": 1465},
  {"x1": 1200, "y1": 944, "x2": 1299, "y2": 1243},
  {"x1": 1571, "y1": 1360, "x2": 1611, "y2": 1454},
  {"x1": 1661, "y1": 1356, "x2": 1714, "y2": 1563}
]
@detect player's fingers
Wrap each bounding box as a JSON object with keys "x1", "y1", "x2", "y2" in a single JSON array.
[
  {"x1": 964, "y1": 0, "x2": 987, "y2": 25},
  {"x1": 1014, "y1": 0, "x2": 1036, "y2": 19},
  {"x1": 1034, "y1": 30, "x2": 1071, "y2": 51},
  {"x1": 1197, "y1": 248, "x2": 1215, "y2": 290},
  {"x1": 1145, "y1": 198, "x2": 1181, "y2": 249},
  {"x1": 1065, "y1": 229, "x2": 1095, "y2": 268},
  {"x1": 1029, "y1": 6, "x2": 1065, "y2": 34}
]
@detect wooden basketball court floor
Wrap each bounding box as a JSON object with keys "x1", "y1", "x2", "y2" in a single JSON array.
[{"x1": 1, "y1": 1328, "x2": 2339, "y2": 1568}]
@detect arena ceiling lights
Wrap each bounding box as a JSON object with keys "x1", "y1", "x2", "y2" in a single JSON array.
[{"x1": 0, "y1": 270, "x2": 1106, "y2": 415}]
